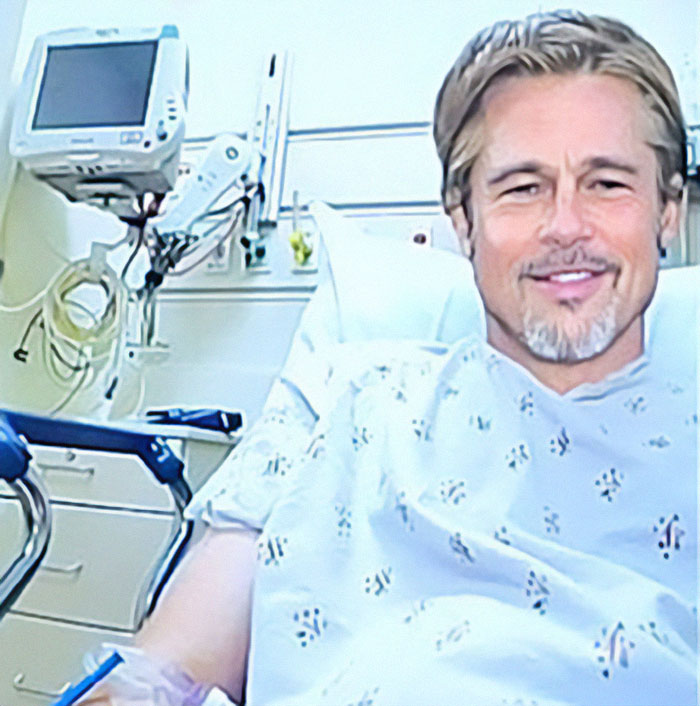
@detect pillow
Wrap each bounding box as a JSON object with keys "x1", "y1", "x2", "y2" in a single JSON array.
[
  {"x1": 306, "y1": 200, "x2": 484, "y2": 343},
  {"x1": 280, "y1": 201, "x2": 696, "y2": 416},
  {"x1": 646, "y1": 263, "x2": 699, "y2": 371}
]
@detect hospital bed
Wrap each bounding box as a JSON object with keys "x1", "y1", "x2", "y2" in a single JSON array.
[
  {"x1": 0, "y1": 199, "x2": 696, "y2": 704},
  {"x1": 1, "y1": 18, "x2": 697, "y2": 701}
]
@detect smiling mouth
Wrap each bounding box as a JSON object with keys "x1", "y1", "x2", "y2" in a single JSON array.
[
  {"x1": 525, "y1": 268, "x2": 615, "y2": 301},
  {"x1": 529, "y1": 269, "x2": 605, "y2": 283}
]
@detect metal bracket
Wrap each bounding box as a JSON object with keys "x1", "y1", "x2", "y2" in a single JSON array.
[
  {"x1": 0, "y1": 468, "x2": 52, "y2": 621},
  {"x1": 250, "y1": 51, "x2": 292, "y2": 226},
  {"x1": 134, "y1": 478, "x2": 193, "y2": 629},
  {"x1": 242, "y1": 51, "x2": 293, "y2": 273}
]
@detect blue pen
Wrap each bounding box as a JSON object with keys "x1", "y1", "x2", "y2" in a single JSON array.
[{"x1": 51, "y1": 651, "x2": 124, "y2": 706}]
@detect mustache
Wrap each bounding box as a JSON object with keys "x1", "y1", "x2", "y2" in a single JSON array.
[{"x1": 520, "y1": 246, "x2": 619, "y2": 278}]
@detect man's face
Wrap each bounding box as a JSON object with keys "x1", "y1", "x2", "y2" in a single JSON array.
[{"x1": 460, "y1": 73, "x2": 679, "y2": 368}]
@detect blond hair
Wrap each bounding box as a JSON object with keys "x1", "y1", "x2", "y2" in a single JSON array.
[{"x1": 434, "y1": 10, "x2": 686, "y2": 214}]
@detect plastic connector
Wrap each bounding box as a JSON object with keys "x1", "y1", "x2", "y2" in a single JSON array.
[
  {"x1": 289, "y1": 229, "x2": 312, "y2": 266},
  {"x1": 288, "y1": 227, "x2": 318, "y2": 273}
]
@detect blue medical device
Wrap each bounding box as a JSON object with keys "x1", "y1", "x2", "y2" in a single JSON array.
[
  {"x1": 50, "y1": 651, "x2": 123, "y2": 706},
  {"x1": 0, "y1": 408, "x2": 193, "y2": 629},
  {"x1": 0, "y1": 409, "x2": 245, "y2": 704},
  {"x1": 146, "y1": 407, "x2": 243, "y2": 434},
  {"x1": 1, "y1": 409, "x2": 184, "y2": 485}
]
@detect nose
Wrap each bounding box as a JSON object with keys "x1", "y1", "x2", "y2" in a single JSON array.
[{"x1": 539, "y1": 188, "x2": 592, "y2": 247}]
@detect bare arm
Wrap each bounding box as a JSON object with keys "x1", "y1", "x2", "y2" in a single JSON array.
[
  {"x1": 137, "y1": 526, "x2": 258, "y2": 701},
  {"x1": 83, "y1": 526, "x2": 258, "y2": 705}
]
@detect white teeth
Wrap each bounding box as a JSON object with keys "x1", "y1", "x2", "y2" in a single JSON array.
[{"x1": 548, "y1": 271, "x2": 592, "y2": 283}]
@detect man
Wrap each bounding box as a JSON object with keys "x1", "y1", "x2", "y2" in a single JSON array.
[{"x1": 84, "y1": 10, "x2": 696, "y2": 706}]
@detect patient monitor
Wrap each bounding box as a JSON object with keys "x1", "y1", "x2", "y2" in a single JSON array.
[{"x1": 10, "y1": 25, "x2": 188, "y2": 215}]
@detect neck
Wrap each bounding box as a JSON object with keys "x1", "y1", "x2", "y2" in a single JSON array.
[{"x1": 486, "y1": 316, "x2": 644, "y2": 395}]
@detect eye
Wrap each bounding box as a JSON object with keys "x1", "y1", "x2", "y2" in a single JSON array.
[
  {"x1": 501, "y1": 183, "x2": 541, "y2": 198},
  {"x1": 590, "y1": 179, "x2": 629, "y2": 192}
]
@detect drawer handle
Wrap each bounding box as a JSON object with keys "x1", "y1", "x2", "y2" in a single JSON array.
[
  {"x1": 13, "y1": 672, "x2": 71, "y2": 698},
  {"x1": 39, "y1": 560, "x2": 84, "y2": 575},
  {"x1": 37, "y1": 462, "x2": 95, "y2": 478}
]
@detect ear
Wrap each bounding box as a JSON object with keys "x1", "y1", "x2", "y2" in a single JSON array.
[
  {"x1": 658, "y1": 173, "x2": 684, "y2": 250},
  {"x1": 449, "y1": 205, "x2": 473, "y2": 258}
]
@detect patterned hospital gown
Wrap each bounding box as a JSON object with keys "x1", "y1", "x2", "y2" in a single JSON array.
[{"x1": 187, "y1": 336, "x2": 698, "y2": 706}]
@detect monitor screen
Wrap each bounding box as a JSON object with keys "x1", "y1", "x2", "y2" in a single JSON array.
[{"x1": 32, "y1": 41, "x2": 157, "y2": 129}]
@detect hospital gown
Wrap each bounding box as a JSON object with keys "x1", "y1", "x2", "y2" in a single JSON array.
[{"x1": 187, "y1": 336, "x2": 698, "y2": 706}]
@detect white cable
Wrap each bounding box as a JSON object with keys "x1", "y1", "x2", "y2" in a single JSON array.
[
  {"x1": 49, "y1": 359, "x2": 90, "y2": 416},
  {"x1": 41, "y1": 259, "x2": 126, "y2": 408},
  {"x1": 1, "y1": 220, "x2": 136, "y2": 314},
  {"x1": 0, "y1": 284, "x2": 51, "y2": 313}
]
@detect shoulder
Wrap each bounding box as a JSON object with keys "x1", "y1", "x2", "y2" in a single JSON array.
[
  {"x1": 318, "y1": 336, "x2": 484, "y2": 428},
  {"x1": 325, "y1": 337, "x2": 479, "y2": 391}
]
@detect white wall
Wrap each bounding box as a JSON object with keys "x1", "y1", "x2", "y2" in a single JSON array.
[
  {"x1": 0, "y1": 0, "x2": 27, "y2": 278},
  {"x1": 13, "y1": 0, "x2": 699, "y2": 135}
]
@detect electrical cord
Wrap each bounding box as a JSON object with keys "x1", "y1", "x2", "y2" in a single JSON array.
[
  {"x1": 168, "y1": 209, "x2": 243, "y2": 276},
  {"x1": 0, "y1": 192, "x2": 162, "y2": 313},
  {"x1": 7, "y1": 192, "x2": 168, "y2": 415},
  {"x1": 121, "y1": 224, "x2": 145, "y2": 280},
  {"x1": 188, "y1": 181, "x2": 263, "y2": 227},
  {"x1": 13, "y1": 308, "x2": 43, "y2": 362},
  {"x1": 0, "y1": 284, "x2": 51, "y2": 314},
  {"x1": 141, "y1": 182, "x2": 259, "y2": 283},
  {"x1": 14, "y1": 297, "x2": 100, "y2": 373},
  {"x1": 152, "y1": 182, "x2": 260, "y2": 246},
  {"x1": 120, "y1": 193, "x2": 165, "y2": 281}
]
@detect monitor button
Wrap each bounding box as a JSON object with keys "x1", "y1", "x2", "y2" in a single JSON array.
[
  {"x1": 120, "y1": 131, "x2": 144, "y2": 145},
  {"x1": 66, "y1": 152, "x2": 99, "y2": 161}
]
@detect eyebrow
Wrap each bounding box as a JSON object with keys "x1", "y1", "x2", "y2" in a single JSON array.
[
  {"x1": 582, "y1": 156, "x2": 639, "y2": 175},
  {"x1": 486, "y1": 156, "x2": 640, "y2": 187},
  {"x1": 486, "y1": 161, "x2": 543, "y2": 186}
]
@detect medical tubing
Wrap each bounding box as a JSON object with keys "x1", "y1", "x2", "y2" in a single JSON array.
[
  {"x1": 170, "y1": 210, "x2": 243, "y2": 276},
  {"x1": 49, "y1": 360, "x2": 90, "y2": 416},
  {"x1": 41, "y1": 258, "x2": 125, "y2": 390},
  {"x1": 44, "y1": 261, "x2": 123, "y2": 355}
]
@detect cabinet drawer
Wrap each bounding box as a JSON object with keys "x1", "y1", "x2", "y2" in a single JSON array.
[
  {"x1": 0, "y1": 499, "x2": 176, "y2": 630},
  {"x1": 27, "y1": 445, "x2": 174, "y2": 511},
  {"x1": 0, "y1": 612, "x2": 130, "y2": 706}
]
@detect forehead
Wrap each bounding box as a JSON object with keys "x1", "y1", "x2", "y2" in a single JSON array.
[{"x1": 476, "y1": 73, "x2": 655, "y2": 173}]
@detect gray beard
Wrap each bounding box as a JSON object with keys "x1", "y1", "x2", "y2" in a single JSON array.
[{"x1": 521, "y1": 297, "x2": 620, "y2": 362}]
